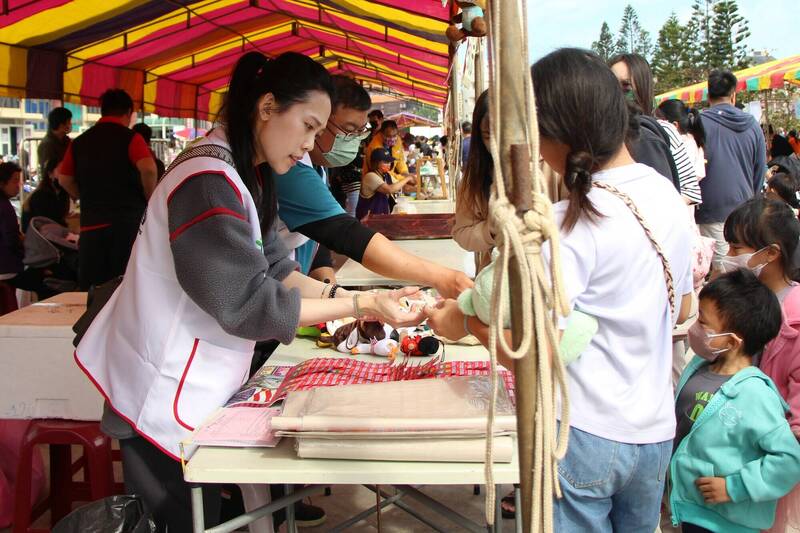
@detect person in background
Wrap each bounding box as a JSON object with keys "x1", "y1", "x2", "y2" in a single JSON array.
[
  {"x1": 789, "y1": 130, "x2": 800, "y2": 156},
  {"x1": 460, "y1": 120, "x2": 472, "y2": 165},
  {"x1": 764, "y1": 172, "x2": 800, "y2": 215},
  {"x1": 695, "y1": 69, "x2": 767, "y2": 274},
  {"x1": 769, "y1": 125, "x2": 795, "y2": 159},
  {"x1": 21, "y1": 158, "x2": 70, "y2": 232},
  {"x1": 362, "y1": 120, "x2": 411, "y2": 182},
  {"x1": 426, "y1": 48, "x2": 695, "y2": 531},
  {"x1": 610, "y1": 54, "x2": 701, "y2": 204},
  {"x1": 669, "y1": 269, "x2": 800, "y2": 533},
  {"x1": 356, "y1": 148, "x2": 412, "y2": 219},
  {"x1": 37, "y1": 107, "x2": 72, "y2": 179},
  {"x1": 367, "y1": 109, "x2": 383, "y2": 140},
  {"x1": 272, "y1": 75, "x2": 471, "y2": 298},
  {"x1": 657, "y1": 99, "x2": 707, "y2": 187},
  {"x1": 57, "y1": 89, "x2": 158, "y2": 290},
  {"x1": 131, "y1": 123, "x2": 166, "y2": 179},
  {"x1": 453, "y1": 90, "x2": 495, "y2": 272}
]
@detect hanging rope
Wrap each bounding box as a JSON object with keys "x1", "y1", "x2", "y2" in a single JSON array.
[{"x1": 480, "y1": 1, "x2": 571, "y2": 530}]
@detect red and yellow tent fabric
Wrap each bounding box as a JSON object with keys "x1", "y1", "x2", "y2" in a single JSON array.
[
  {"x1": 655, "y1": 54, "x2": 800, "y2": 105},
  {"x1": 0, "y1": 0, "x2": 454, "y2": 120}
]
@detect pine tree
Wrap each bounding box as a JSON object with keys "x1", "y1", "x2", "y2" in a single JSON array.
[
  {"x1": 652, "y1": 14, "x2": 687, "y2": 93},
  {"x1": 685, "y1": 0, "x2": 716, "y2": 72},
  {"x1": 615, "y1": 5, "x2": 653, "y2": 61},
  {"x1": 709, "y1": 0, "x2": 751, "y2": 69},
  {"x1": 591, "y1": 22, "x2": 616, "y2": 62}
]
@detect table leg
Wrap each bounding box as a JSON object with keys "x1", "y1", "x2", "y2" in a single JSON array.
[
  {"x1": 494, "y1": 485, "x2": 503, "y2": 533},
  {"x1": 285, "y1": 484, "x2": 296, "y2": 533},
  {"x1": 191, "y1": 484, "x2": 206, "y2": 533}
]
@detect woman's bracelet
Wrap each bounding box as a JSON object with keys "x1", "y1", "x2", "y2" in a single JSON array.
[
  {"x1": 320, "y1": 283, "x2": 330, "y2": 299},
  {"x1": 328, "y1": 283, "x2": 342, "y2": 299},
  {"x1": 352, "y1": 293, "x2": 362, "y2": 318}
]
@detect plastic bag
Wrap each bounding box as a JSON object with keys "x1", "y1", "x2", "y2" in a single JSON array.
[{"x1": 52, "y1": 495, "x2": 156, "y2": 533}]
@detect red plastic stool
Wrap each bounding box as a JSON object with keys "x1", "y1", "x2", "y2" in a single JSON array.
[{"x1": 13, "y1": 420, "x2": 116, "y2": 533}]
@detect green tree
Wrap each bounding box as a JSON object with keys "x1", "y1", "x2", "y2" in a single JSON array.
[
  {"x1": 685, "y1": 0, "x2": 716, "y2": 73},
  {"x1": 591, "y1": 22, "x2": 616, "y2": 62},
  {"x1": 652, "y1": 13, "x2": 687, "y2": 93},
  {"x1": 709, "y1": 0, "x2": 751, "y2": 69},
  {"x1": 615, "y1": 5, "x2": 653, "y2": 60}
]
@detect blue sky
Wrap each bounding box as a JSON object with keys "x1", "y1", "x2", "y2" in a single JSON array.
[{"x1": 527, "y1": 0, "x2": 797, "y2": 61}]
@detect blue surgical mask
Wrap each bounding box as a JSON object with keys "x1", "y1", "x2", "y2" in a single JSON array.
[{"x1": 321, "y1": 133, "x2": 361, "y2": 167}]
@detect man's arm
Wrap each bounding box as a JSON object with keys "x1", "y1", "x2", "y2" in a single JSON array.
[
  {"x1": 753, "y1": 125, "x2": 767, "y2": 194},
  {"x1": 136, "y1": 157, "x2": 158, "y2": 200},
  {"x1": 55, "y1": 144, "x2": 79, "y2": 199}
]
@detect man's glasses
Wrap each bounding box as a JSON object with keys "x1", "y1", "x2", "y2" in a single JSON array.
[{"x1": 327, "y1": 120, "x2": 370, "y2": 141}]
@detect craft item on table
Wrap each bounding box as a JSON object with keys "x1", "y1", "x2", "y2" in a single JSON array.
[
  {"x1": 264, "y1": 357, "x2": 516, "y2": 407},
  {"x1": 296, "y1": 324, "x2": 324, "y2": 338},
  {"x1": 274, "y1": 375, "x2": 515, "y2": 433},
  {"x1": 457, "y1": 256, "x2": 598, "y2": 365},
  {"x1": 224, "y1": 364, "x2": 293, "y2": 408},
  {"x1": 399, "y1": 334, "x2": 441, "y2": 357},
  {"x1": 330, "y1": 319, "x2": 399, "y2": 356},
  {"x1": 190, "y1": 407, "x2": 281, "y2": 448},
  {"x1": 295, "y1": 435, "x2": 513, "y2": 463}
]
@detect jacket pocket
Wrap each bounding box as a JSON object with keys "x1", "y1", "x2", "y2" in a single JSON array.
[
  {"x1": 672, "y1": 454, "x2": 715, "y2": 506},
  {"x1": 173, "y1": 338, "x2": 250, "y2": 431}
]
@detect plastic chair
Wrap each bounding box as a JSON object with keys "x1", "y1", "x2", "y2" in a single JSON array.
[{"x1": 13, "y1": 420, "x2": 117, "y2": 533}]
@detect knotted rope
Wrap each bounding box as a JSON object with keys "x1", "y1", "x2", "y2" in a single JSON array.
[{"x1": 480, "y1": 1, "x2": 571, "y2": 530}]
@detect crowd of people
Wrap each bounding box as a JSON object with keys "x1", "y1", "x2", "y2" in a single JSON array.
[{"x1": 1, "y1": 44, "x2": 800, "y2": 533}]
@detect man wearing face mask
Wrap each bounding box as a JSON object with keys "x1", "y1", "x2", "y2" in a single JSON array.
[
  {"x1": 271, "y1": 75, "x2": 472, "y2": 297},
  {"x1": 362, "y1": 119, "x2": 412, "y2": 183}
]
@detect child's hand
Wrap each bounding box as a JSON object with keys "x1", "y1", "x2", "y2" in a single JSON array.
[{"x1": 695, "y1": 477, "x2": 731, "y2": 504}]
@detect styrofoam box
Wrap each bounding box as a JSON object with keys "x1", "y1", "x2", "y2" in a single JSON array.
[{"x1": 0, "y1": 292, "x2": 103, "y2": 420}]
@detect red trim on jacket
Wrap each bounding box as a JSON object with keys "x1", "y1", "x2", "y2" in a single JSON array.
[
  {"x1": 80, "y1": 223, "x2": 112, "y2": 232},
  {"x1": 173, "y1": 338, "x2": 200, "y2": 432},
  {"x1": 169, "y1": 207, "x2": 245, "y2": 242},
  {"x1": 166, "y1": 170, "x2": 242, "y2": 206}
]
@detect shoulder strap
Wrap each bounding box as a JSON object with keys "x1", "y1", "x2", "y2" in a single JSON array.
[
  {"x1": 164, "y1": 143, "x2": 235, "y2": 178},
  {"x1": 592, "y1": 181, "x2": 675, "y2": 315}
]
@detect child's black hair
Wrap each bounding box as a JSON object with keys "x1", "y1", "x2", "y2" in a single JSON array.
[
  {"x1": 767, "y1": 172, "x2": 800, "y2": 209},
  {"x1": 723, "y1": 197, "x2": 800, "y2": 282},
  {"x1": 699, "y1": 269, "x2": 782, "y2": 356}
]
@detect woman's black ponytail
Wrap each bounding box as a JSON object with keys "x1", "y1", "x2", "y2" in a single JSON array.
[
  {"x1": 532, "y1": 48, "x2": 628, "y2": 232},
  {"x1": 220, "y1": 51, "x2": 334, "y2": 229},
  {"x1": 657, "y1": 99, "x2": 706, "y2": 148}
]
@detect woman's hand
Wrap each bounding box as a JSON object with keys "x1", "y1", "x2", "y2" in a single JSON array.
[
  {"x1": 359, "y1": 286, "x2": 425, "y2": 328},
  {"x1": 423, "y1": 299, "x2": 468, "y2": 340}
]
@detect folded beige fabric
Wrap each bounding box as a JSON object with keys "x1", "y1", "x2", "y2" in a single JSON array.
[{"x1": 295, "y1": 436, "x2": 514, "y2": 463}]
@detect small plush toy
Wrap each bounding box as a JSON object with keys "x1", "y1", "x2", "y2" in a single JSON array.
[
  {"x1": 446, "y1": 0, "x2": 487, "y2": 43},
  {"x1": 457, "y1": 258, "x2": 598, "y2": 365}
]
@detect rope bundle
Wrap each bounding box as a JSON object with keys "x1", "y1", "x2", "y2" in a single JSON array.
[{"x1": 480, "y1": 1, "x2": 571, "y2": 530}]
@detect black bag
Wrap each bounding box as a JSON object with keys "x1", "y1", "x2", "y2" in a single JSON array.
[
  {"x1": 52, "y1": 495, "x2": 156, "y2": 533},
  {"x1": 72, "y1": 276, "x2": 123, "y2": 347}
]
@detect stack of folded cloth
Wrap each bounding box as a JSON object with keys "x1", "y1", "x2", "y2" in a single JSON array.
[{"x1": 271, "y1": 375, "x2": 516, "y2": 462}]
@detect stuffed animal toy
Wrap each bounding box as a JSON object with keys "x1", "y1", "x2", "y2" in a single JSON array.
[
  {"x1": 446, "y1": 0, "x2": 487, "y2": 42},
  {"x1": 457, "y1": 258, "x2": 598, "y2": 365}
]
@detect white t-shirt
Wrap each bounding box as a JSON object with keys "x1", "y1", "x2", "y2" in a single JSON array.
[
  {"x1": 551, "y1": 163, "x2": 693, "y2": 444},
  {"x1": 682, "y1": 133, "x2": 706, "y2": 182}
]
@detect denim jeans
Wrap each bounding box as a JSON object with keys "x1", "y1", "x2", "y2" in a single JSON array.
[
  {"x1": 344, "y1": 190, "x2": 360, "y2": 218},
  {"x1": 554, "y1": 425, "x2": 671, "y2": 533}
]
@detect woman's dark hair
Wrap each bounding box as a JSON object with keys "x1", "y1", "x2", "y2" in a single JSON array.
[
  {"x1": 767, "y1": 172, "x2": 800, "y2": 209},
  {"x1": 699, "y1": 269, "x2": 782, "y2": 356},
  {"x1": 723, "y1": 197, "x2": 800, "y2": 281},
  {"x1": 458, "y1": 89, "x2": 493, "y2": 216},
  {"x1": 220, "y1": 51, "x2": 334, "y2": 228},
  {"x1": 0, "y1": 162, "x2": 21, "y2": 186},
  {"x1": 609, "y1": 53, "x2": 654, "y2": 115},
  {"x1": 132, "y1": 123, "x2": 153, "y2": 144},
  {"x1": 379, "y1": 120, "x2": 398, "y2": 133},
  {"x1": 656, "y1": 99, "x2": 706, "y2": 148},
  {"x1": 24, "y1": 158, "x2": 67, "y2": 214},
  {"x1": 532, "y1": 48, "x2": 628, "y2": 232}
]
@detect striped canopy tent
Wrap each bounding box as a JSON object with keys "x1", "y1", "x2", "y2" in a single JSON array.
[
  {"x1": 0, "y1": 0, "x2": 454, "y2": 121},
  {"x1": 386, "y1": 111, "x2": 439, "y2": 128},
  {"x1": 655, "y1": 53, "x2": 800, "y2": 105}
]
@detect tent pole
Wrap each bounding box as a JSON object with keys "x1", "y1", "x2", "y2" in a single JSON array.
[{"x1": 489, "y1": 0, "x2": 538, "y2": 530}]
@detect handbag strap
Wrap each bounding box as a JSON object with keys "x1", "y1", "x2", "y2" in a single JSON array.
[{"x1": 592, "y1": 181, "x2": 676, "y2": 315}]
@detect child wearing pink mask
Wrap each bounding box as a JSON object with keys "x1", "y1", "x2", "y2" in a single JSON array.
[
  {"x1": 722, "y1": 197, "x2": 800, "y2": 531},
  {"x1": 673, "y1": 269, "x2": 799, "y2": 533}
]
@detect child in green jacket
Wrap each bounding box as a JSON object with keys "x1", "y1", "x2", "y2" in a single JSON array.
[{"x1": 670, "y1": 269, "x2": 800, "y2": 533}]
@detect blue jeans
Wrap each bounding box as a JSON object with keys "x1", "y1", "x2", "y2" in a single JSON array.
[{"x1": 554, "y1": 425, "x2": 671, "y2": 533}]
